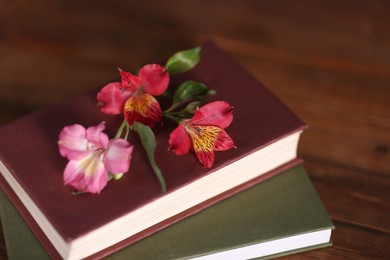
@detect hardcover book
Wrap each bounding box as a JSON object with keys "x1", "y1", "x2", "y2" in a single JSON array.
[
  {"x1": 0, "y1": 163, "x2": 333, "y2": 259},
  {"x1": 0, "y1": 42, "x2": 306, "y2": 259}
]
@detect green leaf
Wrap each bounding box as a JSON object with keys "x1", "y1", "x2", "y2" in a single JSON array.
[
  {"x1": 183, "y1": 101, "x2": 202, "y2": 114},
  {"x1": 133, "y1": 122, "x2": 167, "y2": 193},
  {"x1": 174, "y1": 101, "x2": 202, "y2": 119},
  {"x1": 172, "y1": 81, "x2": 210, "y2": 105},
  {"x1": 166, "y1": 47, "x2": 201, "y2": 74},
  {"x1": 164, "y1": 101, "x2": 202, "y2": 122}
]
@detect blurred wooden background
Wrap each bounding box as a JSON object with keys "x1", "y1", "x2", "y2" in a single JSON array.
[{"x1": 1, "y1": 0, "x2": 389, "y2": 259}]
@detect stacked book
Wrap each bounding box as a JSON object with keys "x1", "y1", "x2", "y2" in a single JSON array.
[{"x1": 0, "y1": 42, "x2": 333, "y2": 259}]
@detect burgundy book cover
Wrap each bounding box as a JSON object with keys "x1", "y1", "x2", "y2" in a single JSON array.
[{"x1": 0, "y1": 42, "x2": 306, "y2": 258}]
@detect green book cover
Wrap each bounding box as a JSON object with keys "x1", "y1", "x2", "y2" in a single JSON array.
[{"x1": 0, "y1": 164, "x2": 333, "y2": 259}]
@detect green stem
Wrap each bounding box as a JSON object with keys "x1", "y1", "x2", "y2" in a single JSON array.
[
  {"x1": 164, "y1": 98, "x2": 191, "y2": 113},
  {"x1": 163, "y1": 112, "x2": 183, "y2": 124},
  {"x1": 124, "y1": 122, "x2": 130, "y2": 140},
  {"x1": 115, "y1": 120, "x2": 127, "y2": 139}
]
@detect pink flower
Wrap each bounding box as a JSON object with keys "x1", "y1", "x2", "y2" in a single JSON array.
[
  {"x1": 97, "y1": 64, "x2": 169, "y2": 127},
  {"x1": 58, "y1": 122, "x2": 133, "y2": 194},
  {"x1": 169, "y1": 101, "x2": 235, "y2": 168}
]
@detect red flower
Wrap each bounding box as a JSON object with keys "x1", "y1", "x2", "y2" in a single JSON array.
[
  {"x1": 97, "y1": 64, "x2": 169, "y2": 127},
  {"x1": 169, "y1": 101, "x2": 235, "y2": 168}
]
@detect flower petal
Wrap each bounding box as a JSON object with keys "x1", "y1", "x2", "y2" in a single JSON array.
[
  {"x1": 119, "y1": 69, "x2": 139, "y2": 92},
  {"x1": 84, "y1": 160, "x2": 109, "y2": 194},
  {"x1": 186, "y1": 125, "x2": 220, "y2": 153},
  {"x1": 63, "y1": 160, "x2": 87, "y2": 191},
  {"x1": 103, "y1": 139, "x2": 133, "y2": 174},
  {"x1": 169, "y1": 124, "x2": 192, "y2": 155},
  {"x1": 58, "y1": 124, "x2": 89, "y2": 160},
  {"x1": 124, "y1": 93, "x2": 162, "y2": 127},
  {"x1": 64, "y1": 153, "x2": 108, "y2": 194},
  {"x1": 138, "y1": 64, "x2": 169, "y2": 96},
  {"x1": 195, "y1": 150, "x2": 214, "y2": 169},
  {"x1": 213, "y1": 128, "x2": 235, "y2": 151},
  {"x1": 186, "y1": 125, "x2": 230, "y2": 168},
  {"x1": 191, "y1": 101, "x2": 233, "y2": 129},
  {"x1": 97, "y1": 82, "x2": 132, "y2": 115},
  {"x1": 86, "y1": 122, "x2": 109, "y2": 149}
]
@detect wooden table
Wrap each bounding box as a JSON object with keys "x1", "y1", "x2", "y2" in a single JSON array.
[{"x1": 0, "y1": 1, "x2": 389, "y2": 259}]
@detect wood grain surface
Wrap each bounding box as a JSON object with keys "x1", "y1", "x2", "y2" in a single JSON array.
[{"x1": 1, "y1": 1, "x2": 389, "y2": 259}]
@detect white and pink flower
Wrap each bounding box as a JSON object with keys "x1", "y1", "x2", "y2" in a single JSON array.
[{"x1": 58, "y1": 122, "x2": 133, "y2": 194}]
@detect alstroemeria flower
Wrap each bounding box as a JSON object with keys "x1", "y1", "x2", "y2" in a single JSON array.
[
  {"x1": 97, "y1": 64, "x2": 169, "y2": 127},
  {"x1": 58, "y1": 122, "x2": 133, "y2": 194},
  {"x1": 169, "y1": 101, "x2": 235, "y2": 168}
]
